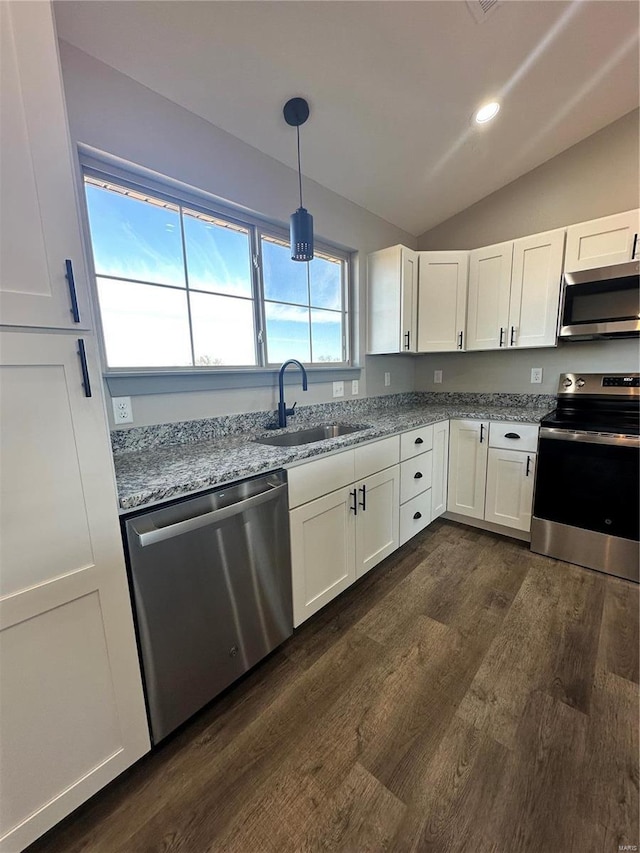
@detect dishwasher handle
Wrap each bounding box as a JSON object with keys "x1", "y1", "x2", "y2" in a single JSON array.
[{"x1": 133, "y1": 482, "x2": 288, "y2": 547}]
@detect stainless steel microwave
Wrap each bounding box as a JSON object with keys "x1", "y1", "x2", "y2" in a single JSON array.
[{"x1": 559, "y1": 260, "x2": 640, "y2": 340}]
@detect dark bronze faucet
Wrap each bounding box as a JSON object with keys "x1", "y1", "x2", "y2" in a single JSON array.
[{"x1": 277, "y1": 359, "x2": 308, "y2": 427}]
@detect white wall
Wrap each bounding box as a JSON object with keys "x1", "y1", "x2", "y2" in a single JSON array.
[
  {"x1": 415, "y1": 109, "x2": 640, "y2": 394},
  {"x1": 58, "y1": 40, "x2": 416, "y2": 427}
]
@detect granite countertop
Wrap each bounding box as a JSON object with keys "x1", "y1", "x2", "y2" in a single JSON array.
[{"x1": 113, "y1": 393, "x2": 554, "y2": 513}]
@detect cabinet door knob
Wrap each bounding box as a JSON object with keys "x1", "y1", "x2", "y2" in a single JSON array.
[
  {"x1": 479, "y1": 424, "x2": 485, "y2": 443},
  {"x1": 404, "y1": 331, "x2": 411, "y2": 350},
  {"x1": 350, "y1": 488, "x2": 358, "y2": 515},
  {"x1": 505, "y1": 432, "x2": 520, "y2": 440},
  {"x1": 414, "y1": 471, "x2": 423, "y2": 479},
  {"x1": 458, "y1": 330, "x2": 463, "y2": 350},
  {"x1": 415, "y1": 437, "x2": 424, "y2": 445},
  {"x1": 358, "y1": 484, "x2": 367, "y2": 511},
  {"x1": 632, "y1": 232, "x2": 638, "y2": 260},
  {"x1": 526, "y1": 455, "x2": 532, "y2": 477},
  {"x1": 413, "y1": 512, "x2": 422, "y2": 520},
  {"x1": 499, "y1": 327, "x2": 505, "y2": 347},
  {"x1": 77, "y1": 339, "x2": 92, "y2": 398},
  {"x1": 510, "y1": 326, "x2": 517, "y2": 347}
]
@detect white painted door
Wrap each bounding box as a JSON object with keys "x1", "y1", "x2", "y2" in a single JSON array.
[
  {"x1": 366, "y1": 245, "x2": 417, "y2": 354},
  {"x1": 508, "y1": 229, "x2": 565, "y2": 349},
  {"x1": 290, "y1": 486, "x2": 356, "y2": 626},
  {"x1": 431, "y1": 420, "x2": 450, "y2": 519},
  {"x1": 355, "y1": 466, "x2": 400, "y2": 578},
  {"x1": 0, "y1": 332, "x2": 150, "y2": 853},
  {"x1": 564, "y1": 209, "x2": 640, "y2": 273},
  {"x1": 447, "y1": 419, "x2": 489, "y2": 520},
  {"x1": 485, "y1": 448, "x2": 536, "y2": 532},
  {"x1": 417, "y1": 251, "x2": 469, "y2": 351},
  {"x1": 0, "y1": 2, "x2": 92, "y2": 330},
  {"x1": 466, "y1": 241, "x2": 513, "y2": 350}
]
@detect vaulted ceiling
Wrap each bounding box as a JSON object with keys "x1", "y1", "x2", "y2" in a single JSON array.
[{"x1": 54, "y1": 1, "x2": 639, "y2": 236}]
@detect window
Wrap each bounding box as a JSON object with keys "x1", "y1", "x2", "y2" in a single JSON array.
[{"x1": 83, "y1": 175, "x2": 349, "y2": 370}]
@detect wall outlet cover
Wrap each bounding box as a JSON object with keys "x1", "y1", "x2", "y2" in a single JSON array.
[
  {"x1": 530, "y1": 368, "x2": 543, "y2": 384},
  {"x1": 434, "y1": 370, "x2": 443, "y2": 384},
  {"x1": 351, "y1": 379, "x2": 359, "y2": 395},
  {"x1": 333, "y1": 381, "x2": 344, "y2": 398},
  {"x1": 384, "y1": 372, "x2": 391, "y2": 387},
  {"x1": 112, "y1": 396, "x2": 133, "y2": 424}
]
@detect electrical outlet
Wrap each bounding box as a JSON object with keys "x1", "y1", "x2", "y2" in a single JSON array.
[
  {"x1": 530, "y1": 367, "x2": 543, "y2": 384},
  {"x1": 384, "y1": 372, "x2": 391, "y2": 387},
  {"x1": 333, "y1": 381, "x2": 344, "y2": 398},
  {"x1": 434, "y1": 370, "x2": 443, "y2": 384},
  {"x1": 112, "y1": 396, "x2": 133, "y2": 424},
  {"x1": 351, "y1": 379, "x2": 359, "y2": 395}
]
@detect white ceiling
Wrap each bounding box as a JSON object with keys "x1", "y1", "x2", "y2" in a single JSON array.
[{"x1": 54, "y1": 0, "x2": 639, "y2": 237}]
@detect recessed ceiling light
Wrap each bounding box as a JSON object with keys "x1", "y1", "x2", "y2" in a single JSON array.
[{"x1": 474, "y1": 101, "x2": 501, "y2": 124}]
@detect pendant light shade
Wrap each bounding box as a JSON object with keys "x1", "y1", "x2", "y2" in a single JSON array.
[{"x1": 283, "y1": 97, "x2": 314, "y2": 262}]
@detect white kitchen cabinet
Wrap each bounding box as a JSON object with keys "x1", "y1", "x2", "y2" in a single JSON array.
[
  {"x1": 564, "y1": 209, "x2": 640, "y2": 273},
  {"x1": 0, "y1": 2, "x2": 91, "y2": 330},
  {"x1": 0, "y1": 332, "x2": 150, "y2": 852},
  {"x1": 485, "y1": 447, "x2": 536, "y2": 532},
  {"x1": 466, "y1": 230, "x2": 566, "y2": 351},
  {"x1": 447, "y1": 419, "x2": 539, "y2": 534},
  {"x1": 289, "y1": 486, "x2": 356, "y2": 627},
  {"x1": 416, "y1": 251, "x2": 469, "y2": 351},
  {"x1": 508, "y1": 229, "x2": 566, "y2": 349},
  {"x1": 466, "y1": 241, "x2": 513, "y2": 350},
  {"x1": 288, "y1": 437, "x2": 400, "y2": 626},
  {"x1": 367, "y1": 245, "x2": 418, "y2": 353},
  {"x1": 447, "y1": 419, "x2": 489, "y2": 519},
  {"x1": 431, "y1": 419, "x2": 450, "y2": 519},
  {"x1": 398, "y1": 424, "x2": 435, "y2": 546},
  {"x1": 355, "y1": 467, "x2": 400, "y2": 578}
]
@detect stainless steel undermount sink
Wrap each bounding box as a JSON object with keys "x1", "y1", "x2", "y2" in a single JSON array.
[{"x1": 255, "y1": 423, "x2": 367, "y2": 447}]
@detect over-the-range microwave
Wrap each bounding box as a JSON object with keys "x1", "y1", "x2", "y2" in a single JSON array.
[{"x1": 559, "y1": 260, "x2": 640, "y2": 340}]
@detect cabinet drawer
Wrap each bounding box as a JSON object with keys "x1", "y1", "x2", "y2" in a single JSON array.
[
  {"x1": 354, "y1": 435, "x2": 400, "y2": 481},
  {"x1": 489, "y1": 422, "x2": 538, "y2": 453},
  {"x1": 400, "y1": 425, "x2": 433, "y2": 460},
  {"x1": 287, "y1": 450, "x2": 355, "y2": 509},
  {"x1": 400, "y1": 491, "x2": 432, "y2": 546},
  {"x1": 400, "y1": 452, "x2": 432, "y2": 504}
]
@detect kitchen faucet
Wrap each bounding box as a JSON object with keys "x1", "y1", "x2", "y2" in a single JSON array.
[{"x1": 277, "y1": 359, "x2": 308, "y2": 427}]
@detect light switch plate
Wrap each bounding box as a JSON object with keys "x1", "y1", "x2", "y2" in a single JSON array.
[
  {"x1": 351, "y1": 379, "x2": 359, "y2": 395},
  {"x1": 384, "y1": 372, "x2": 391, "y2": 387},
  {"x1": 333, "y1": 381, "x2": 344, "y2": 398},
  {"x1": 434, "y1": 370, "x2": 443, "y2": 384},
  {"x1": 530, "y1": 367, "x2": 543, "y2": 384}
]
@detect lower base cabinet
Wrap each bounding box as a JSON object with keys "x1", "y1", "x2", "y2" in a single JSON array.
[
  {"x1": 288, "y1": 437, "x2": 400, "y2": 627},
  {"x1": 447, "y1": 419, "x2": 538, "y2": 534},
  {"x1": 485, "y1": 447, "x2": 536, "y2": 532}
]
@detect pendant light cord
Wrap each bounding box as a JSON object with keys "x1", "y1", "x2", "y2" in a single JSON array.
[{"x1": 297, "y1": 125, "x2": 303, "y2": 209}]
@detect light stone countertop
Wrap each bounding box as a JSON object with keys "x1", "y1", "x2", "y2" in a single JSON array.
[{"x1": 114, "y1": 395, "x2": 553, "y2": 513}]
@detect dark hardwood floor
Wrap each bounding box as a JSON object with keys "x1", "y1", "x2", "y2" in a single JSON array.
[{"x1": 28, "y1": 520, "x2": 639, "y2": 853}]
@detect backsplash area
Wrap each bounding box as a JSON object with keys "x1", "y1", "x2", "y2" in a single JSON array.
[{"x1": 111, "y1": 391, "x2": 555, "y2": 455}]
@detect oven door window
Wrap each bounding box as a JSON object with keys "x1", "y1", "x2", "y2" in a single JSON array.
[
  {"x1": 562, "y1": 277, "x2": 639, "y2": 326},
  {"x1": 534, "y1": 437, "x2": 639, "y2": 540}
]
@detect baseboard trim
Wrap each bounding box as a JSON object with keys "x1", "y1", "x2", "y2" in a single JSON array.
[{"x1": 442, "y1": 511, "x2": 531, "y2": 543}]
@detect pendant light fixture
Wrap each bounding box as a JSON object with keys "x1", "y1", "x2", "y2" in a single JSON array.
[{"x1": 283, "y1": 97, "x2": 313, "y2": 261}]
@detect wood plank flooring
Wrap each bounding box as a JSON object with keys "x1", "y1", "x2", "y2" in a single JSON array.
[{"x1": 28, "y1": 520, "x2": 639, "y2": 853}]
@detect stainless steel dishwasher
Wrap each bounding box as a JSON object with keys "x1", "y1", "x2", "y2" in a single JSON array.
[{"x1": 124, "y1": 470, "x2": 292, "y2": 744}]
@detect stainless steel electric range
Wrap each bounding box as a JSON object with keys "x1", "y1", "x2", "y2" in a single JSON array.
[{"x1": 531, "y1": 373, "x2": 639, "y2": 582}]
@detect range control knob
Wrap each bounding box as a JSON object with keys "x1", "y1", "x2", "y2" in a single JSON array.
[
  {"x1": 576, "y1": 378, "x2": 586, "y2": 388},
  {"x1": 562, "y1": 377, "x2": 573, "y2": 388}
]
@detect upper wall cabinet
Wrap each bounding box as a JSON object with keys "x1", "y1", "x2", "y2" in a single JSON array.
[
  {"x1": 508, "y1": 229, "x2": 566, "y2": 349},
  {"x1": 417, "y1": 251, "x2": 469, "y2": 352},
  {"x1": 466, "y1": 229, "x2": 565, "y2": 351},
  {"x1": 367, "y1": 245, "x2": 418, "y2": 354},
  {"x1": 466, "y1": 241, "x2": 513, "y2": 350},
  {"x1": 0, "y1": 2, "x2": 92, "y2": 330},
  {"x1": 564, "y1": 209, "x2": 640, "y2": 273}
]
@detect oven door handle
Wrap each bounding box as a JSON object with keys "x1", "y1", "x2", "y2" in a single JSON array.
[{"x1": 539, "y1": 427, "x2": 640, "y2": 448}]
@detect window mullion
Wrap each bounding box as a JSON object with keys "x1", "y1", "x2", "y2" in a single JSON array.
[
  {"x1": 178, "y1": 205, "x2": 197, "y2": 367},
  {"x1": 252, "y1": 228, "x2": 267, "y2": 366}
]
